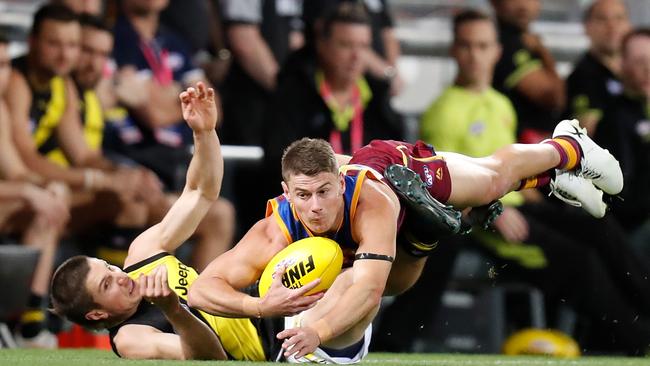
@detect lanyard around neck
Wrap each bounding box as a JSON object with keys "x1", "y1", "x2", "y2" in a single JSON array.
[{"x1": 319, "y1": 78, "x2": 364, "y2": 154}]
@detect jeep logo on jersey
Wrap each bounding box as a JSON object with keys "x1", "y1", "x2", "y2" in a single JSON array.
[
  {"x1": 281, "y1": 255, "x2": 316, "y2": 289},
  {"x1": 422, "y1": 165, "x2": 434, "y2": 187}
]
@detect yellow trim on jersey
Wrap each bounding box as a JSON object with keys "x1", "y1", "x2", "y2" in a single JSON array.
[
  {"x1": 32, "y1": 76, "x2": 66, "y2": 148},
  {"x1": 82, "y1": 89, "x2": 104, "y2": 151},
  {"x1": 349, "y1": 169, "x2": 367, "y2": 222},
  {"x1": 395, "y1": 145, "x2": 409, "y2": 166},
  {"x1": 126, "y1": 254, "x2": 266, "y2": 361},
  {"x1": 267, "y1": 198, "x2": 294, "y2": 244}
]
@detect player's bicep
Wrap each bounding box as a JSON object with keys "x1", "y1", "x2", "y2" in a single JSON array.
[
  {"x1": 207, "y1": 218, "x2": 281, "y2": 288},
  {"x1": 114, "y1": 325, "x2": 185, "y2": 360}
]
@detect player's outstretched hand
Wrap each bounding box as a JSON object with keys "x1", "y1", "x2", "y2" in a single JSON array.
[
  {"x1": 179, "y1": 81, "x2": 217, "y2": 132},
  {"x1": 277, "y1": 326, "x2": 320, "y2": 359},
  {"x1": 259, "y1": 265, "x2": 324, "y2": 317}
]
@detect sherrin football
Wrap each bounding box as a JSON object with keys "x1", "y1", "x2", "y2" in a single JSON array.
[{"x1": 258, "y1": 237, "x2": 343, "y2": 297}]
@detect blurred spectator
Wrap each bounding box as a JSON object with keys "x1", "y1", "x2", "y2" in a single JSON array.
[
  {"x1": 265, "y1": 2, "x2": 403, "y2": 162},
  {"x1": 111, "y1": 0, "x2": 211, "y2": 152},
  {"x1": 160, "y1": 0, "x2": 231, "y2": 86},
  {"x1": 219, "y1": 0, "x2": 303, "y2": 146},
  {"x1": 565, "y1": 0, "x2": 630, "y2": 135},
  {"x1": 595, "y1": 28, "x2": 650, "y2": 258},
  {"x1": 4, "y1": 5, "x2": 127, "y2": 203},
  {"x1": 490, "y1": 0, "x2": 565, "y2": 141},
  {"x1": 413, "y1": 9, "x2": 650, "y2": 355},
  {"x1": 76, "y1": 13, "x2": 234, "y2": 271},
  {"x1": 303, "y1": 0, "x2": 403, "y2": 95},
  {"x1": 0, "y1": 35, "x2": 69, "y2": 348}
]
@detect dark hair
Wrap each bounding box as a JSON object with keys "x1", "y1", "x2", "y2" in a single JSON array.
[
  {"x1": 0, "y1": 33, "x2": 8, "y2": 45},
  {"x1": 320, "y1": 2, "x2": 370, "y2": 40},
  {"x1": 50, "y1": 255, "x2": 103, "y2": 328},
  {"x1": 621, "y1": 28, "x2": 650, "y2": 56},
  {"x1": 281, "y1": 138, "x2": 338, "y2": 182},
  {"x1": 78, "y1": 13, "x2": 112, "y2": 34},
  {"x1": 31, "y1": 4, "x2": 79, "y2": 37},
  {"x1": 453, "y1": 9, "x2": 493, "y2": 37}
]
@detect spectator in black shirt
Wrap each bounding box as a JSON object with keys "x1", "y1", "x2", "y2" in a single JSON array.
[
  {"x1": 565, "y1": 0, "x2": 630, "y2": 135},
  {"x1": 219, "y1": 0, "x2": 303, "y2": 146},
  {"x1": 303, "y1": 0, "x2": 403, "y2": 95},
  {"x1": 595, "y1": 28, "x2": 650, "y2": 252},
  {"x1": 264, "y1": 2, "x2": 404, "y2": 182},
  {"x1": 490, "y1": 0, "x2": 565, "y2": 142}
]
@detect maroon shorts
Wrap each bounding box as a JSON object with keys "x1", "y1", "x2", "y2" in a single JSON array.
[{"x1": 349, "y1": 139, "x2": 452, "y2": 203}]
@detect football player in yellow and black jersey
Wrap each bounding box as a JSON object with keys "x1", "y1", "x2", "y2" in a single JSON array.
[{"x1": 50, "y1": 82, "x2": 265, "y2": 360}]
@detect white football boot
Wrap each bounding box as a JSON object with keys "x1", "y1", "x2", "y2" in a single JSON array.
[
  {"x1": 552, "y1": 119, "x2": 623, "y2": 195},
  {"x1": 550, "y1": 170, "x2": 607, "y2": 218}
]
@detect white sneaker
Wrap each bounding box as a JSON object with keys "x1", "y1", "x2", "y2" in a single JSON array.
[
  {"x1": 15, "y1": 330, "x2": 58, "y2": 349},
  {"x1": 550, "y1": 170, "x2": 607, "y2": 218},
  {"x1": 552, "y1": 119, "x2": 623, "y2": 195}
]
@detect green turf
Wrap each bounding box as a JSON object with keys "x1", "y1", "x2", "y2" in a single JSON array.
[{"x1": 0, "y1": 349, "x2": 647, "y2": 366}]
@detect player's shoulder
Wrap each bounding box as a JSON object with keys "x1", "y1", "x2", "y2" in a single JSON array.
[{"x1": 358, "y1": 176, "x2": 399, "y2": 212}]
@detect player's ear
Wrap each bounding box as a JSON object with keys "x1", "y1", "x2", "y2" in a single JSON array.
[
  {"x1": 338, "y1": 173, "x2": 345, "y2": 194},
  {"x1": 281, "y1": 181, "x2": 290, "y2": 200},
  {"x1": 85, "y1": 309, "x2": 109, "y2": 321}
]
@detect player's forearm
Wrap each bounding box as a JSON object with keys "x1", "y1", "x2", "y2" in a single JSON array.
[
  {"x1": 188, "y1": 278, "x2": 256, "y2": 318},
  {"x1": 23, "y1": 153, "x2": 85, "y2": 190},
  {"x1": 186, "y1": 129, "x2": 222, "y2": 201},
  {"x1": 310, "y1": 282, "x2": 382, "y2": 344},
  {"x1": 163, "y1": 305, "x2": 227, "y2": 360}
]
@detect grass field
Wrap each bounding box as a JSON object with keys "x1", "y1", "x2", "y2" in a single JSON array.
[{"x1": 0, "y1": 349, "x2": 647, "y2": 366}]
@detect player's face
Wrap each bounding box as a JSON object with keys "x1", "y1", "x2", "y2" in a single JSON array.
[
  {"x1": 318, "y1": 22, "x2": 371, "y2": 86},
  {"x1": 585, "y1": 0, "x2": 630, "y2": 57},
  {"x1": 492, "y1": 0, "x2": 540, "y2": 31},
  {"x1": 452, "y1": 20, "x2": 501, "y2": 86},
  {"x1": 85, "y1": 258, "x2": 141, "y2": 317},
  {"x1": 75, "y1": 27, "x2": 113, "y2": 90},
  {"x1": 623, "y1": 35, "x2": 650, "y2": 98},
  {"x1": 31, "y1": 19, "x2": 81, "y2": 77},
  {"x1": 284, "y1": 172, "x2": 345, "y2": 235},
  {"x1": 0, "y1": 44, "x2": 11, "y2": 95}
]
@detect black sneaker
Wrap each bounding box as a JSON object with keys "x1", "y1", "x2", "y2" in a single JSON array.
[
  {"x1": 462, "y1": 200, "x2": 504, "y2": 231},
  {"x1": 384, "y1": 164, "x2": 462, "y2": 240}
]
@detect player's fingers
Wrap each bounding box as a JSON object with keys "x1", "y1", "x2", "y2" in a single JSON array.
[
  {"x1": 153, "y1": 266, "x2": 164, "y2": 296},
  {"x1": 272, "y1": 265, "x2": 287, "y2": 285},
  {"x1": 277, "y1": 328, "x2": 296, "y2": 340},
  {"x1": 187, "y1": 87, "x2": 196, "y2": 99},
  {"x1": 138, "y1": 274, "x2": 146, "y2": 296},
  {"x1": 197, "y1": 82, "x2": 206, "y2": 100},
  {"x1": 207, "y1": 87, "x2": 215, "y2": 100},
  {"x1": 179, "y1": 91, "x2": 189, "y2": 102},
  {"x1": 294, "y1": 278, "x2": 321, "y2": 296}
]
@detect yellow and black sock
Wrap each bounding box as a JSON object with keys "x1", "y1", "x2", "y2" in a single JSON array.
[
  {"x1": 544, "y1": 137, "x2": 582, "y2": 170},
  {"x1": 20, "y1": 293, "x2": 45, "y2": 338}
]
